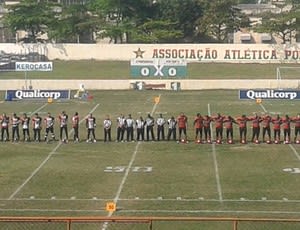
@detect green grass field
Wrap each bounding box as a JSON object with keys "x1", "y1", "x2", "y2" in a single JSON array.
[
  {"x1": 0, "y1": 60, "x2": 300, "y2": 79},
  {"x1": 1, "y1": 59, "x2": 300, "y2": 229},
  {"x1": 1, "y1": 89, "x2": 300, "y2": 226}
]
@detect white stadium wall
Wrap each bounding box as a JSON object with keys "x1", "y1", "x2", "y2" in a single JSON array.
[
  {"x1": 0, "y1": 79, "x2": 299, "y2": 90},
  {"x1": 1, "y1": 43, "x2": 300, "y2": 63},
  {"x1": 1, "y1": 43, "x2": 300, "y2": 90}
]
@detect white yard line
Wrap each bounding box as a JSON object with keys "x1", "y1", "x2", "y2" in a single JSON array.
[
  {"x1": 259, "y1": 103, "x2": 268, "y2": 113},
  {"x1": 30, "y1": 103, "x2": 48, "y2": 116},
  {"x1": 0, "y1": 208, "x2": 300, "y2": 215},
  {"x1": 102, "y1": 95, "x2": 161, "y2": 230},
  {"x1": 5, "y1": 197, "x2": 300, "y2": 203},
  {"x1": 8, "y1": 103, "x2": 100, "y2": 200},
  {"x1": 288, "y1": 144, "x2": 300, "y2": 161},
  {"x1": 258, "y1": 104, "x2": 300, "y2": 162},
  {"x1": 207, "y1": 103, "x2": 223, "y2": 202}
]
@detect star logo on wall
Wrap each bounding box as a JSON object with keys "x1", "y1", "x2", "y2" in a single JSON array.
[{"x1": 133, "y1": 48, "x2": 145, "y2": 58}]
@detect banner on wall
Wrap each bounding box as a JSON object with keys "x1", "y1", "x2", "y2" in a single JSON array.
[
  {"x1": 5, "y1": 90, "x2": 70, "y2": 101},
  {"x1": 130, "y1": 59, "x2": 187, "y2": 78},
  {"x1": 239, "y1": 90, "x2": 300, "y2": 100},
  {"x1": 15, "y1": 62, "x2": 53, "y2": 71}
]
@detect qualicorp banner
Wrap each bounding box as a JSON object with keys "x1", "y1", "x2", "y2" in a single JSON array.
[
  {"x1": 5, "y1": 90, "x2": 70, "y2": 101},
  {"x1": 239, "y1": 89, "x2": 300, "y2": 100}
]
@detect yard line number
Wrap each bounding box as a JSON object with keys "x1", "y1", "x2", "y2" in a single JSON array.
[
  {"x1": 283, "y1": 168, "x2": 300, "y2": 174},
  {"x1": 104, "y1": 166, "x2": 152, "y2": 173}
]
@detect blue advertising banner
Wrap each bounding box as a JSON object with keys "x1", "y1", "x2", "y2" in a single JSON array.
[
  {"x1": 239, "y1": 89, "x2": 300, "y2": 100},
  {"x1": 5, "y1": 90, "x2": 70, "y2": 101}
]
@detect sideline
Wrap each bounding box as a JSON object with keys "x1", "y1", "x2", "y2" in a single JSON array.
[
  {"x1": 1, "y1": 207, "x2": 300, "y2": 215},
  {"x1": 207, "y1": 104, "x2": 223, "y2": 202},
  {"x1": 8, "y1": 103, "x2": 100, "y2": 200}
]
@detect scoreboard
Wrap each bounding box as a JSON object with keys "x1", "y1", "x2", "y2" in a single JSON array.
[{"x1": 130, "y1": 59, "x2": 187, "y2": 78}]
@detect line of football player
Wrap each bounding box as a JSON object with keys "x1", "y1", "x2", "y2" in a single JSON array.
[{"x1": 0, "y1": 111, "x2": 300, "y2": 144}]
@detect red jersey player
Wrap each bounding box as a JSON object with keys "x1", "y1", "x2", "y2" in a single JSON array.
[
  {"x1": 212, "y1": 113, "x2": 225, "y2": 143},
  {"x1": 177, "y1": 112, "x2": 188, "y2": 142},
  {"x1": 248, "y1": 113, "x2": 262, "y2": 143},
  {"x1": 282, "y1": 114, "x2": 291, "y2": 144},
  {"x1": 203, "y1": 115, "x2": 212, "y2": 143},
  {"x1": 223, "y1": 115, "x2": 237, "y2": 143},
  {"x1": 236, "y1": 114, "x2": 249, "y2": 143},
  {"x1": 261, "y1": 114, "x2": 272, "y2": 143},
  {"x1": 193, "y1": 113, "x2": 203, "y2": 143},
  {"x1": 291, "y1": 114, "x2": 300, "y2": 143},
  {"x1": 272, "y1": 114, "x2": 282, "y2": 143},
  {"x1": 72, "y1": 112, "x2": 79, "y2": 142}
]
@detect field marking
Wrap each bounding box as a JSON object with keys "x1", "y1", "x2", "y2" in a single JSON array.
[
  {"x1": 30, "y1": 103, "x2": 48, "y2": 116},
  {"x1": 102, "y1": 95, "x2": 161, "y2": 230},
  {"x1": 7, "y1": 103, "x2": 100, "y2": 200},
  {"x1": 207, "y1": 103, "x2": 223, "y2": 202},
  {"x1": 288, "y1": 144, "x2": 300, "y2": 161},
  {"x1": 4, "y1": 197, "x2": 300, "y2": 203},
  {"x1": 1, "y1": 208, "x2": 300, "y2": 215},
  {"x1": 257, "y1": 104, "x2": 300, "y2": 163},
  {"x1": 259, "y1": 103, "x2": 268, "y2": 113}
]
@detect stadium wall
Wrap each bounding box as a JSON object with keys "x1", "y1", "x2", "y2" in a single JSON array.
[
  {"x1": 0, "y1": 79, "x2": 299, "y2": 90},
  {"x1": 1, "y1": 43, "x2": 300, "y2": 63}
]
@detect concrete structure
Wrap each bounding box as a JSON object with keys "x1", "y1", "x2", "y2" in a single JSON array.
[{"x1": 0, "y1": 79, "x2": 298, "y2": 91}]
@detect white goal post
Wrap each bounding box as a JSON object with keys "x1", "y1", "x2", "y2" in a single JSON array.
[{"x1": 276, "y1": 66, "x2": 300, "y2": 89}]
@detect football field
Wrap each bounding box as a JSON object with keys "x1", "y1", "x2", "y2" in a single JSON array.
[{"x1": 1, "y1": 89, "x2": 300, "y2": 226}]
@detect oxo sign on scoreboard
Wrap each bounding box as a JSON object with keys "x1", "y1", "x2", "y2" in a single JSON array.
[{"x1": 130, "y1": 59, "x2": 187, "y2": 78}]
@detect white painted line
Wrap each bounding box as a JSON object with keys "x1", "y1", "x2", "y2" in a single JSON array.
[
  {"x1": 207, "y1": 103, "x2": 223, "y2": 202},
  {"x1": 8, "y1": 104, "x2": 100, "y2": 200},
  {"x1": 30, "y1": 103, "x2": 48, "y2": 116},
  {"x1": 119, "y1": 209, "x2": 300, "y2": 215},
  {"x1": 259, "y1": 103, "x2": 268, "y2": 113},
  {"x1": 258, "y1": 103, "x2": 300, "y2": 163},
  {"x1": 102, "y1": 95, "x2": 161, "y2": 230},
  {"x1": 289, "y1": 144, "x2": 300, "y2": 161},
  {"x1": 1, "y1": 208, "x2": 300, "y2": 215},
  {"x1": 3, "y1": 197, "x2": 300, "y2": 203}
]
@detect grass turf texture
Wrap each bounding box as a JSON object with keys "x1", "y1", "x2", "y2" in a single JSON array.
[
  {"x1": 0, "y1": 61, "x2": 300, "y2": 79},
  {"x1": 0, "y1": 90, "x2": 300, "y2": 228}
]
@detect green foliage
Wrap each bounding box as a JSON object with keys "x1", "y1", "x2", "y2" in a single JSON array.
[
  {"x1": 130, "y1": 20, "x2": 183, "y2": 43},
  {"x1": 196, "y1": 0, "x2": 249, "y2": 43},
  {"x1": 255, "y1": 12, "x2": 298, "y2": 44},
  {"x1": 4, "y1": 0, "x2": 59, "y2": 42},
  {"x1": 48, "y1": 4, "x2": 100, "y2": 43}
]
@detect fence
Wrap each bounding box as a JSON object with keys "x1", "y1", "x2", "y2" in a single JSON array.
[{"x1": 0, "y1": 216, "x2": 300, "y2": 230}]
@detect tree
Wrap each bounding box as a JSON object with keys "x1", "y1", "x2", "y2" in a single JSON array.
[
  {"x1": 130, "y1": 20, "x2": 183, "y2": 43},
  {"x1": 254, "y1": 0, "x2": 300, "y2": 44},
  {"x1": 157, "y1": 0, "x2": 204, "y2": 42},
  {"x1": 3, "y1": 0, "x2": 59, "y2": 43},
  {"x1": 88, "y1": 0, "x2": 154, "y2": 43},
  {"x1": 196, "y1": 0, "x2": 249, "y2": 43},
  {"x1": 49, "y1": 3, "x2": 101, "y2": 43}
]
